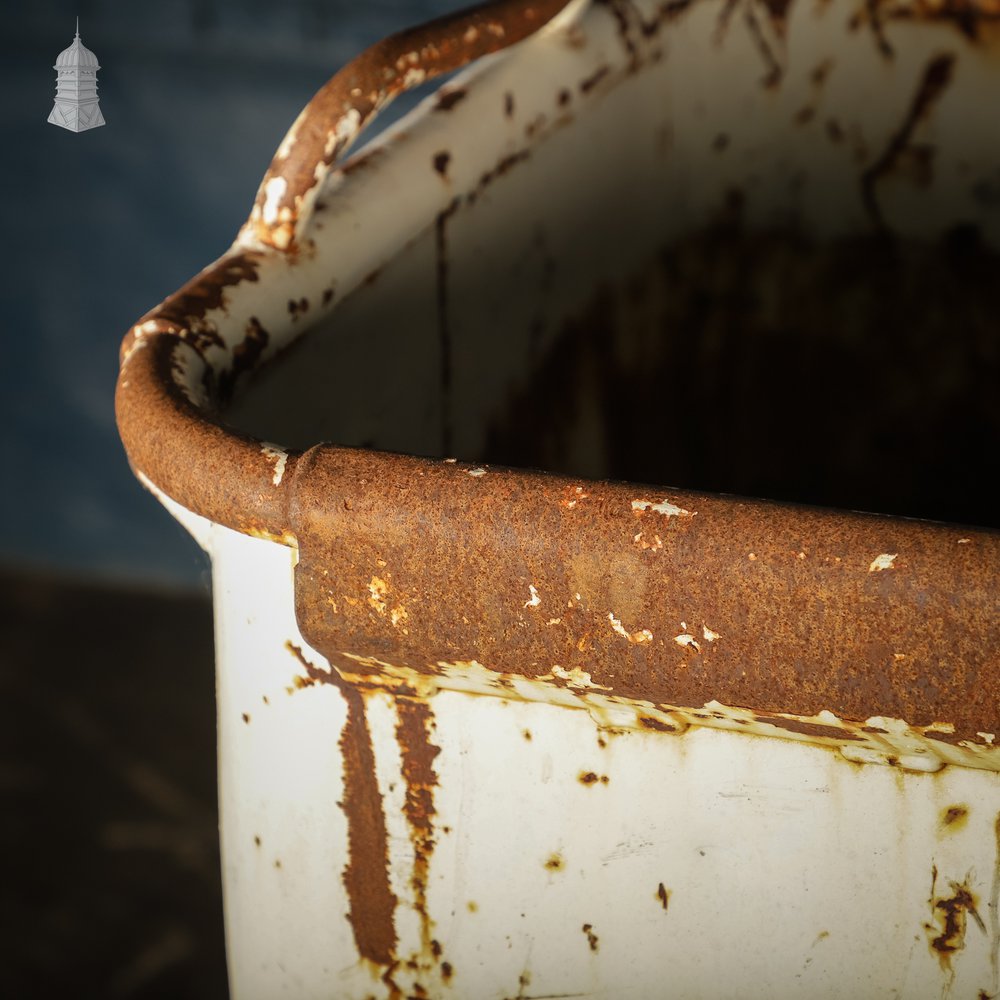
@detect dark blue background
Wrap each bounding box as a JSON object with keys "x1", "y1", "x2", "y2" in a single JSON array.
[{"x1": 1, "y1": 1, "x2": 453, "y2": 587}]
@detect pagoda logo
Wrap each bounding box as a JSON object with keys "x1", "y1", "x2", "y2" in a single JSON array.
[{"x1": 48, "y1": 19, "x2": 106, "y2": 132}]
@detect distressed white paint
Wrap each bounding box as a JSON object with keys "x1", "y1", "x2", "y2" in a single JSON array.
[
  {"x1": 192, "y1": 526, "x2": 1000, "y2": 1000},
  {"x1": 869, "y1": 553, "x2": 898, "y2": 572},
  {"x1": 260, "y1": 443, "x2": 288, "y2": 486},
  {"x1": 260, "y1": 176, "x2": 288, "y2": 227},
  {"x1": 632, "y1": 498, "x2": 693, "y2": 518}
]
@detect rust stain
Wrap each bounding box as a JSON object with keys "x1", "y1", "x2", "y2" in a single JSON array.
[
  {"x1": 925, "y1": 871, "x2": 987, "y2": 971},
  {"x1": 578, "y1": 771, "x2": 610, "y2": 785},
  {"x1": 217, "y1": 316, "x2": 269, "y2": 402},
  {"x1": 991, "y1": 812, "x2": 1000, "y2": 995},
  {"x1": 582, "y1": 923, "x2": 599, "y2": 952},
  {"x1": 286, "y1": 642, "x2": 398, "y2": 965},
  {"x1": 135, "y1": 251, "x2": 263, "y2": 354},
  {"x1": 861, "y1": 53, "x2": 956, "y2": 230},
  {"x1": 657, "y1": 882, "x2": 671, "y2": 911},
  {"x1": 396, "y1": 698, "x2": 442, "y2": 961},
  {"x1": 544, "y1": 853, "x2": 565, "y2": 871},
  {"x1": 434, "y1": 197, "x2": 460, "y2": 454},
  {"x1": 753, "y1": 714, "x2": 864, "y2": 742},
  {"x1": 432, "y1": 151, "x2": 451, "y2": 176},
  {"x1": 940, "y1": 804, "x2": 970, "y2": 832},
  {"x1": 639, "y1": 716, "x2": 679, "y2": 733},
  {"x1": 579, "y1": 65, "x2": 611, "y2": 94},
  {"x1": 435, "y1": 88, "x2": 467, "y2": 111}
]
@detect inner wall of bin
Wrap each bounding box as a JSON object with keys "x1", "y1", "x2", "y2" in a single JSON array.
[{"x1": 224, "y1": 5, "x2": 1000, "y2": 528}]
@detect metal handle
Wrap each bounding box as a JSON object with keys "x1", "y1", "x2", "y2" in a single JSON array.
[{"x1": 243, "y1": 0, "x2": 574, "y2": 252}]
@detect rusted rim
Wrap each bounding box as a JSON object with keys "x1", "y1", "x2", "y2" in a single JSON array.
[{"x1": 115, "y1": 0, "x2": 575, "y2": 539}]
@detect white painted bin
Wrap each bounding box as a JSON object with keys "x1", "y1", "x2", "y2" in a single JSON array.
[{"x1": 117, "y1": 1, "x2": 1000, "y2": 996}]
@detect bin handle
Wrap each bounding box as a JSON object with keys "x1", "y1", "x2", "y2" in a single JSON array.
[
  {"x1": 117, "y1": 0, "x2": 577, "y2": 540},
  {"x1": 242, "y1": 0, "x2": 575, "y2": 253}
]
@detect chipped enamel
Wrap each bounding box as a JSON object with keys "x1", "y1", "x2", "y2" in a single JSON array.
[
  {"x1": 869, "y1": 552, "x2": 898, "y2": 572},
  {"x1": 260, "y1": 443, "x2": 288, "y2": 486}
]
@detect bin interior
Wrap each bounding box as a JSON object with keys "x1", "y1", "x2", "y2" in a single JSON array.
[{"x1": 221, "y1": 2, "x2": 1000, "y2": 529}]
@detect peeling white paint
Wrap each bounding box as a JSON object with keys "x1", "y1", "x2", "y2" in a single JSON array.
[
  {"x1": 467, "y1": 467, "x2": 487, "y2": 477},
  {"x1": 275, "y1": 110, "x2": 306, "y2": 161},
  {"x1": 609, "y1": 612, "x2": 653, "y2": 644},
  {"x1": 977, "y1": 732, "x2": 996, "y2": 745},
  {"x1": 958, "y1": 538, "x2": 971, "y2": 544},
  {"x1": 675, "y1": 633, "x2": 701, "y2": 653},
  {"x1": 524, "y1": 584, "x2": 541, "y2": 609},
  {"x1": 403, "y1": 67, "x2": 428, "y2": 88},
  {"x1": 631, "y1": 498, "x2": 693, "y2": 518},
  {"x1": 367, "y1": 576, "x2": 388, "y2": 614},
  {"x1": 868, "y1": 553, "x2": 897, "y2": 573},
  {"x1": 261, "y1": 443, "x2": 289, "y2": 486},
  {"x1": 547, "y1": 665, "x2": 612, "y2": 691},
  {"x1": 703, "y1": 625, "x2": 720, "y2": 642},
  {"x1": 261, "y1": 177, "x2": 288, "y2": 226}
]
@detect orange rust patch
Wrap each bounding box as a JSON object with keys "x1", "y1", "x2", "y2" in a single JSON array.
[
  {"x1": 545, "y1": 853, "x2": 565, "y2": 872},
  {"x1": 396, "y1": 698, "x2": 442, "y2": 961},
  {"x1": 925, "y1": 872, "x2": 986, "y2": 970}
]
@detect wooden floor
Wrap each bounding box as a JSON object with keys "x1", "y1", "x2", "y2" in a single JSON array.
[{"x1": 0, "y1": 568, "x2": 228, "y2": 998}]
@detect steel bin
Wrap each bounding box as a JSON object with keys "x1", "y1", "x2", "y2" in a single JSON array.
[{"x1": 116, "y1": 0, "x2": 1000, "y2": 997}]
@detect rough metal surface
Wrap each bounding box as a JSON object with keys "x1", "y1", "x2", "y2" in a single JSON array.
[{"x1": 288, "y1": 445, "x2": 999, "y2": 762}]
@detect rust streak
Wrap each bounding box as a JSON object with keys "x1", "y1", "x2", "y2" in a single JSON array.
[
  {"x1": 286, "y1": 642, "x2": 398, "y2": 965},
  {"x1": 926, "y1": 874, "x2": 987, "y2": 971},
  {"x1": 861, "y1": 53, "x2": 955, "y2": 230}
]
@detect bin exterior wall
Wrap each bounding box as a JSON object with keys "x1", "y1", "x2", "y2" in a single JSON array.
[{"x1": 202, "y1": 519, "x2": 1000, "y2": 1000}]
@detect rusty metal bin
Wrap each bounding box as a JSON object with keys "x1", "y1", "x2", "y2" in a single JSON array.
[{"x1": 116, "y1": 1, "x2": 1000, "y2": 997}]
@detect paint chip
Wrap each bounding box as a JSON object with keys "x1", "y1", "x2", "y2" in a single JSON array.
[
  {"x1": 632, "y1": 498, "x2": 694, "y2": 518},
  {"x1": 524, "y1": 584, "x2": 541, "y2": 609},
  {"x1": 261, "y1": 443, "x2": 289, "y2": 486},
  {"x1": 367, "y1": 576, "x2": 388, "y2": 614},
  {"x1": 674, "y1": 633, "x2": 701, "y2": 653},
  {"x1": 608, "y1": 613, "x2": 653, "y2": 644},
  {"x1": 868, "y1": 553, "x2": 897, "y2": 573},
  {"x1": 467, "y1": 467, "x2": 487, "y2": 477},
  {"x1": 260, "y1": 177, "x2": 288, "y2": 226},
  {"x1": 702, "y1": 625, "x2": 720, "y2": 642}
]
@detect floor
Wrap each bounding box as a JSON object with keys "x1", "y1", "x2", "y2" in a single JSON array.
[{"x1": 0, "y1": 568, "x2": 228, "y2": 998}]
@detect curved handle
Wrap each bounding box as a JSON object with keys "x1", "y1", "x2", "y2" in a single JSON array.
[
  {"x1": 117, "y1": 0, "x2": 576, "y2": 538},
  {"x1": 242, "y1": 0, "x2": 574, "y2": 251}
]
